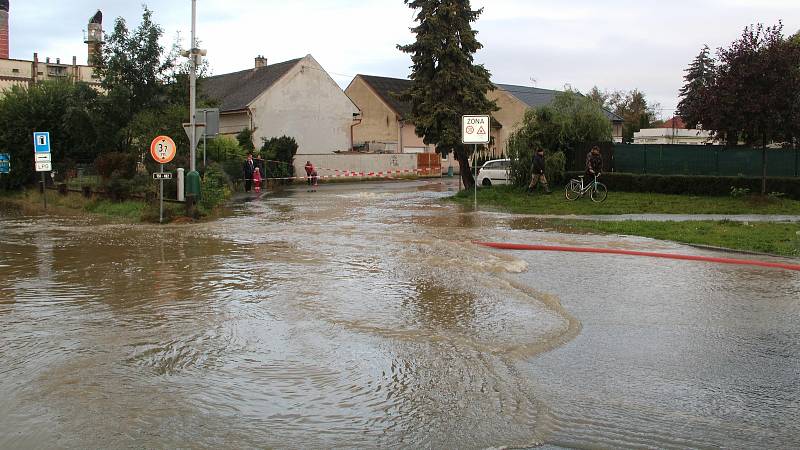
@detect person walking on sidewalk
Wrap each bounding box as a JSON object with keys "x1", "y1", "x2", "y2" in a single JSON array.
[{"x1": 528, "y1": 147, "x2": 551, "y2": 194}]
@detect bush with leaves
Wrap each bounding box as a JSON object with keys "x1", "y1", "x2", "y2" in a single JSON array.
[
  {"x1": 261, "y1": 136, "x2": 299, "y2": 177},
  {"x1": 200, "y1": 162, "x2": 232, "y2": 210},
  {"x1": 507, "y1": 91, "x2": 610, "y2": 187},
  {"x1": 95, "y1": 152, "x2": 137, "y2": 180}
]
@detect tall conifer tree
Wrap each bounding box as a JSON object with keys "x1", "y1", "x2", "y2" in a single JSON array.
[
  {"x1": 398, "y1": 0, "x2": 497, "y2": 189},
  {"x1": 677, "y1": 45, "x2": 716, "y2": 129}
]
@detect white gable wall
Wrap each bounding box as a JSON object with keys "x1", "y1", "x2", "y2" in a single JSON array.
[{"x1": 248, "y1": 55, "x2": 359, "y2": 155}]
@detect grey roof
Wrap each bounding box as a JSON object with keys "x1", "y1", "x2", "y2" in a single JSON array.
[
  {"x1": 203, "y1": 58, "x2": 302, "y2": 112},
  {"x1": 358, "y1": 75, "x2": 413, "y2": 118},
  {"x1": 497, "y1": 83, "x2": 623, "y2": 122}
]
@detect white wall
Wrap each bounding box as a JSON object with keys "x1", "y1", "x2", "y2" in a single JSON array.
[
  {"x1": 250, "y1": 55, "x2": 359, "y2": 155},
  {"x1": 293, "y1": 153, "x2": 427, "y2": 178}
]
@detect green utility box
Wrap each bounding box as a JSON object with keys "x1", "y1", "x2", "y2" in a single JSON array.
[
  {"x1": 447, "y1": 165, "x2": 454, "y2": 177},
  {"x1": 186, "y1": 170, "x2": 202, "y2": 200}
]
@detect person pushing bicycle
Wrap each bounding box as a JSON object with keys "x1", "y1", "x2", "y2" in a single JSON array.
[{"x1": 585, "y1": 146, "x2": 603, "y2": 183}]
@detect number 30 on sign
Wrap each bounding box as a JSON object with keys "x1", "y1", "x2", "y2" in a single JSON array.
[{"x1": 150, "y1": 136, "x2": 177, "y2": 164}]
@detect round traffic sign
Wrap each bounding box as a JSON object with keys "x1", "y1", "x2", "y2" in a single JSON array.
[{"x1": 150, "y1": 136, "x2": 177, "y2": 164}]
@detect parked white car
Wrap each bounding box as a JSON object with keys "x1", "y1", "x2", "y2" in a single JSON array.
[{"x1": 477, "y1": 159, "x2": 511, "y2": 187}]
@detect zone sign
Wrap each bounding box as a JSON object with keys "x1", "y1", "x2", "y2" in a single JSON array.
[{"x1": 462, "y1": 115, "x2": 490, "y2": 144}]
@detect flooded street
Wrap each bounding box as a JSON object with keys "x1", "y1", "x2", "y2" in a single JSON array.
[{"x1": 1, "y1": 179, "x2": 799, "y2": 449}]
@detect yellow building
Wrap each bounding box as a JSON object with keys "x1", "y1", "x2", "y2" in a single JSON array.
[
  {"x1": 346, "y1": 75, "x2": 625, "y2": 162},
  {"x1": 0, "y1": 6, "x2": 102, "y2": 95}
]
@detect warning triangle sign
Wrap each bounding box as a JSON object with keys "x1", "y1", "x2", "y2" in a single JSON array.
[{"x1": 477, "y1": 126, "x2": 486, "y2": 135}]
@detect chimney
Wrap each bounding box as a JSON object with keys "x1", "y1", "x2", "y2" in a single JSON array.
[
  {"x1": 85, "y1": 10, "x2": 103, "y2": 65},
  {"x1": 0, "y1": 0, "x2": 9, "y2": 59},
  {"x1": 254, "y1": 55, "x2": 267, "y2": 70}
]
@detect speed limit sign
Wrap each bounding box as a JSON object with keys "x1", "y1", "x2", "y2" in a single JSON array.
[{"x1": 150, "y1": 136, "x2": 177, "y2": 164}]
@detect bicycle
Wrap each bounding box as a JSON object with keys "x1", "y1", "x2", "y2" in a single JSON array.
[{"x1": 565, "y1": 174, "x2": 608, "y2": 203}]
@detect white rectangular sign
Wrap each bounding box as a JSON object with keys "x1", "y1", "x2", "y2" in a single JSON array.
[
  {"x1": 462, "y1": 115, "x2": 490, "y2": 144},
  {"x1": 35, "y1": 153, "x2": 51, "y2": 162},
  {"x1": 35, "y1": 161, "x2": 52, "y2": 172}
]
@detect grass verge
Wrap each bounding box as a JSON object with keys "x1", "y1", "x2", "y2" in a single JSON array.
[
  {"x1": 452, "y1": 185, "x2": 800, "y2": 215},
  {"x1": 510, "y1": 219, "x2": 800, "y2": 257}
]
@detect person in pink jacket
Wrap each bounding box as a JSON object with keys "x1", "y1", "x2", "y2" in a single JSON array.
[{"x1": 253, "y1": 167, "x2": 262, "y2": 193}]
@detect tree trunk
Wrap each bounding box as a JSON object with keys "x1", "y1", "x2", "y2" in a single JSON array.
[
  {"x1": 761, "y1": 134, "x2": 767, "y2": 196},
  {"x1": 455, "y1": 146, "x2": 475, "y2": 190}
]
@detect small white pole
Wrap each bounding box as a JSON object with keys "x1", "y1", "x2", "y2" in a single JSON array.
[{"x1": 177, "y1": 168, "x2": 185, "y2": 202}]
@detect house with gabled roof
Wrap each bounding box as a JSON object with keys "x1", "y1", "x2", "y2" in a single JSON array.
[
  {"x1": 344, "y1": 75, "x2": 430, "y2": 154},
  {"x1": 203, "y1": 54, "x2": 360, "y2": 156},
  {"x1": 345, "y1": 75, "x2": 624, "y2": 164}
]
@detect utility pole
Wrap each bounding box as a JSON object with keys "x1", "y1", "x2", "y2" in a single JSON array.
[
  {"x1": 183, "y1": 0, "x2": 206, "y2": 199},
  {"x1": 189, "y1": 0, "x2": 197, "y2": 172}
]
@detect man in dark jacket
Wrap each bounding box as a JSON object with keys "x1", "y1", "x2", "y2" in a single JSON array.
[
  {"x1": 528, "y1": 148, "x2": 551, "y2": 193},
  {"x1": 243, "y1": 153, "x2": 255, "y2": 192},
  {"x1": 585, "y1": 146, "x2": 603, "y2": 184}
]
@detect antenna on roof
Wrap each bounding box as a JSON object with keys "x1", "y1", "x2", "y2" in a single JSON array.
[{"x1": 529, "y1": 76, "x2": 537, "y2": 87}]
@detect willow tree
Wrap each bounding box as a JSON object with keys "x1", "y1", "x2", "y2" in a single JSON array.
[{"x1": 398, "y1": 0, "x2": 497, "y2": 189}]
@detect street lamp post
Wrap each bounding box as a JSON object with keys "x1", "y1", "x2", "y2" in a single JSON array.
[{"x1": 183, "y1": 0, "x2": 206, "y2": 199}]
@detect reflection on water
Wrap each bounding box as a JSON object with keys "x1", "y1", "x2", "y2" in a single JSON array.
[{"x1": 1, "y1": 181, "x2": 799, "y2": 448}]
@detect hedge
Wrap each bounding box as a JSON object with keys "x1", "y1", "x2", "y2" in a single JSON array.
[{"x1": 564, "y1": 172, "x2": 800, "y2": 199}]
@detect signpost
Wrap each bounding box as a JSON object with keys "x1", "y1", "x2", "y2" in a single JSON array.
[
  {"x1": 33, "y1": 132, "x2": 52, "y2": 209},
  {"x1": 462, "y1": 115, "x2": 491, "y2": 210},
  {"x1": 150, "y1": 136, "x2": 177, "y2": 223},
  {"x1": 0, "y1": 153, "x2": 10, "y2": 175}
]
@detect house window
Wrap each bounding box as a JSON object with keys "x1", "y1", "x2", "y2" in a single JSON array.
[{"x1": 12, "y1": 68, "x2": 20, "y2": 73}]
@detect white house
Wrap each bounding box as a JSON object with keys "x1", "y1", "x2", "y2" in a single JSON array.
[
  {"x1": 633, "y1": 128, "x2": 718, "y2": 145},
  {"x1": 203, "y1": 55, "x2": 360, "y2": 156}
]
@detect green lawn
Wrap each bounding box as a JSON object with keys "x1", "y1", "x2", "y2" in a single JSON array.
[
  {"x1": 510, "y1": 219, "x2": 800, "y2": 257},
  {"x1": 452, "y1": 185, "x2": 800, "y2": 215},
  {"x1": 451, "y1": 185, "x2": 800, "y2": 257}
]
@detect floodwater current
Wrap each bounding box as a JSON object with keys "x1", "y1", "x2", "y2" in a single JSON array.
[{"x1": 1, "y1": 180, "x2": 799, "y2": 448}]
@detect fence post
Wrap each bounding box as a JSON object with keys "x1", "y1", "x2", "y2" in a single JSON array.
[
  {"x1": 715, "y1": 147, "x2": 720, "y2": 175},
  {"x1": 643, "y1": 145, "x2": 647, "y2": 175},
  {"x1": 795, "y1": 146, "x2": 798, "y2": 178}
]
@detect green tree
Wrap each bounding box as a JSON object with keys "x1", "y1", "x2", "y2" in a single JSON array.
[
  {"x1": 677, "y1": 45, "x2": 716, "y2": 129},
  {"x1": 0, "y1": 81, "x2": 99, "y2": 189},
  {"x1": 398, "y1": 0, "x2": 498, "y2": 189},
  {"x1": 261, "y1": 136, "x2": 298, "y2": 178},
  {"x1": 93, "y1": 6, "x2": 179, "y2": 153},
  {"x1": 236, "y1": 128, "x2": 256, "y2": 151},
  {"x1": 704, "y1": 23, "x2": 799, "y2": 194},
  {"x1": 608, "y1": 89, "x2": 660, "y2": 142},
  {"x1": 507, "y1": 91, "x2": 612, "y2": 187}
]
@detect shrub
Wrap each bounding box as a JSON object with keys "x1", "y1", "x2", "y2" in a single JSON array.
[
  {"x1": 261, "y1": 136, "x2": 298, "y2": 177},
  {"x1": 565, "y1": 172, "x2": 800, "y2": 199},
  {"x1": 200, "y1": 162, "x2": 232, "y2": 210},
  {"x1": 95, "y1": 152, "x2": 136, "y2": 180}
]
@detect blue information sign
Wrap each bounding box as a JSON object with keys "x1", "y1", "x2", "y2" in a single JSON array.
[
  {"x1": 0, "y1": 153, "x2": 9, "y2": 174},
  {"x1": 33, "y1": 132, "x2": 51, "y2": 153}
]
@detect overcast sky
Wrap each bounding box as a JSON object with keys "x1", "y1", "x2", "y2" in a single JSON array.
[{"x1": 8, "y1": 0, "x2": 800, "y2": 118}]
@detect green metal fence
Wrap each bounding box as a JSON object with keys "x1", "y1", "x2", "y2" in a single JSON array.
[{"x1": 613, "y1": 144, "x2": 800, "y2": 177}]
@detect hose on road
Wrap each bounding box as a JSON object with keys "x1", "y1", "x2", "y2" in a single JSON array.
[{"x1": 474, "y1": 242, "x2": 800, "y2": 272}]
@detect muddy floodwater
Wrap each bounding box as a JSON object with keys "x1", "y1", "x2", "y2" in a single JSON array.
[{"x1": 1, "y1": 180, "x2": 799, "y2": 448}]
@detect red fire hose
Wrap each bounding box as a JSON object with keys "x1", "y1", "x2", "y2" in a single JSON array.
[{"x1": 474, "y1": 242, "x2": 800, "y2": 272}]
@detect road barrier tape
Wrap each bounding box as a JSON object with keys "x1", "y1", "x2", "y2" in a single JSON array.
[
  {"x1": 474, "y1": 242, "x2": 800, "y2": 272},
  {"x1": 242, "y1": 167, "x2": 441, "y2": 182}
]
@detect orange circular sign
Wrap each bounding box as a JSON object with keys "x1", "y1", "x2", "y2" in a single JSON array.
[{"x1": 150, "y1": 136, "x2": 177, "y2": 164}]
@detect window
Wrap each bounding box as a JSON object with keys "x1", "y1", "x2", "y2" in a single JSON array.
[{"x1": 12, "y1": 68, "x2": 19, "y2": 73}]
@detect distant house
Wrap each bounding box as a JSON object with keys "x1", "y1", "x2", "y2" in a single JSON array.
[
  {"x1": 633, "y1": 117, "x2": 717, "y2": 145},
  {"x1": 346, "y1": 75, "x2": 625, "y2": 163},
  {"x1": 203, "y1": 55, "x2": 360, "y2": 155},
  {"x1": 345, "y1": 75, "x2": 431, "y2": 154},
  {"x1": 489, "y1": 84, "x2": 624, "y2": 150}
]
